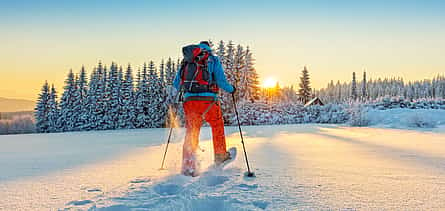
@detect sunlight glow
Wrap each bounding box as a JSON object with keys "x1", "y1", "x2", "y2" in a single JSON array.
[{"x1": 262, "y1": 77, "x2": 277, "y2": 88}]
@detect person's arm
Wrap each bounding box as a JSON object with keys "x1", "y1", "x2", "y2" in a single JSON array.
[{"x1": 213, "y1": 57, "x2": 234, "y2": 93}]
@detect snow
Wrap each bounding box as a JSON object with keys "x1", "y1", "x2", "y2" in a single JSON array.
[
  {"x1": 1, "y1": 123, "x2": 445, "y2": 210},
  {"x1": 367, "y1": 108, "x2": 445, "y2": 129}
]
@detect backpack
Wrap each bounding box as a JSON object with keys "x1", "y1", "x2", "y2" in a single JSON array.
[{"x1": 180, "y1": 45, "x2": 218, "y2": 93}]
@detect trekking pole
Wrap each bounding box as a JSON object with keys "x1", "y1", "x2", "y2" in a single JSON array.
[
  {"x1": 232, "y1": 93, "x2": 255, "y2": 177},
  {"x1": 159, "y1": 105, "x2": 175, "y2": 170},
  {"x1": 159, "y1": 89, "x2": 183, "y2": 170},
  {"x1": 159, "y1": 125, "x2": 174, "y2": 170}
]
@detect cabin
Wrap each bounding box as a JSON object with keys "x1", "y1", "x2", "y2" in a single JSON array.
[{"x1": 304, "y1": 97, "x2": 324, "y2": 107}]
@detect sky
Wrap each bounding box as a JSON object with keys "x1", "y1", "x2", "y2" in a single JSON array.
[{"x1": 0, "y1": 0, "x2": 444, "y2": 100}]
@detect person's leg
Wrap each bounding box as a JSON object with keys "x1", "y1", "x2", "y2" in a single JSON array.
[
  {"x1": 182, "y1": 101, "x2": 203, "y2": 174},
  {"x1": 204, "y1": 101, "x2": 227, "y2": 159}
]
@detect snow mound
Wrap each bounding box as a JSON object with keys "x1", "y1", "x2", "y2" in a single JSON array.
[{"x1": 367, "y1": 108, "x2": 445, "y2": 129}]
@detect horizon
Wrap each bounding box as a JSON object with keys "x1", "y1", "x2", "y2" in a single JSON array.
[{"x1": 1, "y1": 0, "x2": 445, "y2": 100}]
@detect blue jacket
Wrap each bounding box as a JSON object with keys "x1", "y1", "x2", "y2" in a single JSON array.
[{"x1": 173, "y1": 43, "x2": 234, "y2": 99}]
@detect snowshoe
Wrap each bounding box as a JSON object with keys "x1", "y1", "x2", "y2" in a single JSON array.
[
  {"x1": 215, "y1": 147, "x2": 237, "y2": 168},
  {"x1": 181, "y1": 152, "x2": 199, "y2": 177}
]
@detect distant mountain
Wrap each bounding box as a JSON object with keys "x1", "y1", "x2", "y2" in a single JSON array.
[{"x1": 0, "y1": 97, "x2": 35, "y2": 112}]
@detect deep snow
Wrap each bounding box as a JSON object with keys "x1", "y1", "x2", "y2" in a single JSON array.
[{"x1": 1, "y1": 121, "x2": 445, "y2": 210}]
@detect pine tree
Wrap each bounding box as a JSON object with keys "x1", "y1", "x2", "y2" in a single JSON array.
[
  {"x1": 147, "y1": 61, "x2": 167, "y2": 127},
  {"x1": 136, "y1": 68, "x2": 141, "y2": 86},
  {"x1": 220, "y1": 41, "x2": 236, "y2": 124},
  {"x1": 159, "y1": 59, "x2": 165, "y2": 84},
  {"x1": 119, "y1": 64, "x2": 136, "y2": 129},
  {"x1": 106, "y1": 62, "x2": 121, "y2": 129},
  {"x1": 298, "y1": 66, "x2": 311, "y2": 103},
  {"x1": 86, "y1": 67, "x2": 99, "y2": 130},
  {"x1": 351, "y1": 72, "x2": 357, "y2": 100},
  {"x1": 47, "y1": 84, "x2": 60, "y2": 132},
  {"x1": 361, "y1": 71, "x2": 367, "y2": 100},
  {"x1": 244, "y1": 46, "x2": 260, "y2": 101},
  {"x1": 73, "y1": 66, "x2": 88, "y2": 130},
  {"x1": 233, "y1": 44, "x2": 246, "y2": 100},
  {"x1": 99, "y1": 65, "x2": 112, "y2": 130},
  {"x1": 224, "y1": 41, "x2": 235, "y2": 78},
  {"x1": 165, "y1": 58, "x2": 175, "y2": 85},
  {"x1": 59, "y1": 70, "x2": 76, "y2": 131},
  {"x1": 35, "y1": 81, "x2": 50, "y2": 133},
  {"x1": 337, "y1": 81, "x2": 342, "y2": 102},
  {"x1": 135, "y1": 63, "x2": 151, "y2": 128},
  {"x1": 216, "y1": 40, "x2": 226, "y2": 66}
]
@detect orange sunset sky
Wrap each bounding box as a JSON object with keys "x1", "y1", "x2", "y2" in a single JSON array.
[{"x1": 1, "y1": 0, "x2": 444, "y2": 101}]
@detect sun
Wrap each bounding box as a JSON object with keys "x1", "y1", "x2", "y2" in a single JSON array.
[{"x1": 262, "y1": 77, "x2": 277, "y2": 88}]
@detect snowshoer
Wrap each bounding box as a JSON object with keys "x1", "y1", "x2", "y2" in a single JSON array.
[{"x1": 173, "y1": 41, "x2": 235, "y2": 176}]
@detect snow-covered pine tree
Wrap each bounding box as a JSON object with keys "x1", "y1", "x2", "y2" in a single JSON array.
[
  {"x1": 106, "y1": 62, "x2": 121, "y2": 129},
  {"x1": 220, "y1": 40, "x2": 236, "y2": 124},
  {"x1": 165, "y1": 58, "x2": 175, "y2": 85},
  {"x1": 351, "y1": 72, "x2": 357, "y2": 100},
  {"x1": 135, "y1": 63, "x2": 151, "y2": 128},
  {"x1": 175, "y1": 59, "x2": 180, "y2": 75},
  {"x1": 159, "y1": 59, "x2": 165, "y2": 84},
  {"x1": 337, "y1": 81, "x2": 342, "y2": 102},
  {"x1": 47, "y1": 84, "x2": 60, "y2": 132},
  {"x1": 86, "y1": 67, "x2": 99, "y2": 130},
  {"x1": 73, "y1": 66, "x2": 88, "y2": 130},
  {"x1": 136, "y1": 68, "x2": 141, "y2": 86},
  {"x1": 298, "y1": 66, "x2": 311, "y2": 104},
  {"x1": 117, "y1": 66, "x2": 125, "y2": 127},
  {"x1": 440, "y1": 75, "x2": 445, "y2": 99},
  {"x1": 172, "y1": 60, "x2": 177, "y2": 81},
  {"x1": 233, "y1": 44, "x2": 246, "y2": 101},
  {"x1": 361, "y1": 71, "x2": 367, "y2": 101},
  {"x1": 98, "y1": 65, "x2": 112, "y2": 130},
  {"x1": 35, "y1": 81, "x2": 50, "y2": 133},
  {"x1": 59, "y1": 70, "x2": 77, "y2": 131},
  {"x1": 327, "y1": 80, "x2": 335, "y2": 102},
  {"x1": 119, "y1": 64, "x2": 136, "y2": 129},
  {"x1": 244, "y1": 46, "x2": 260, "y2": 101},
  {"x1": 224, "y1": 41, "x2": 235, "y2": 80},
  {"x1": 216, "y1": 40, "x2": 226, "y2": 66},
  {"x1": 147, "y1": 61, "x2": 167, "y2": 128}
]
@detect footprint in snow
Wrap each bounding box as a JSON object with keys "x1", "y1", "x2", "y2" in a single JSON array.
[
  {"x1": 66, "y1": 199, "x2": 93, "y2": 206},
  {"x1": 153, "y1": 183, "x2": 182, "y2": 196},
  {"x1": 130, "y1": 178, "x2": 151, "y2": 184},
  {"x1": 87, "y1": 188, "x2": 102, "y2": 192},
  {"x1": 204, "y1": 175, "x2": 229, "y2": 186},
  {"x1": 97, "y1": 204, "x2": 131, "y2": 211},
  {"x1": 236, "y1": 183, "x2": 258, "y2": 190},
  {"x1": 252, "y1": 200, "x2": 269, "y2": 210}
]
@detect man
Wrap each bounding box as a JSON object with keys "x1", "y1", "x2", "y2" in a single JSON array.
[{"x1": 173, "y1": 41, "x2": 235, "y2": 176}]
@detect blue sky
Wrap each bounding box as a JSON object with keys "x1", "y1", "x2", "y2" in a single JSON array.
[{"x1": 1, "y1": 0, "x2": 444, "y2": 99}]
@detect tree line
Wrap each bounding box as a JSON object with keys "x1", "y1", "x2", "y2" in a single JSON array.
[
  {"x1": 318, "y1": 72, "x2": 445, "y2": 103},
  {"x1": 35, "y1": 41, "x2": 260, "y2": 133},
  {"x1": 258, "y1": 67, "x2": 445, "y2": 105}
]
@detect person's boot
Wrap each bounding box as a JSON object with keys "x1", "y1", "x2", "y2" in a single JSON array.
[
  {"x1": 182, "y1": 152, "x2": 199, "y2": 177},
  {"x1": 214, "y1": 151, "x2": 231, "y2": 165}
]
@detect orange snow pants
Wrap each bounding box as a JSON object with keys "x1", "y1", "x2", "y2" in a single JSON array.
[{"x1": 183, "y1": 99, "x2": 227, "y2": 159}]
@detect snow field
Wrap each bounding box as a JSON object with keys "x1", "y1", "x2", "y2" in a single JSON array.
[{"x1": 1, "y1": 124, "x2": 445, "y2": 210}]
